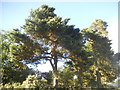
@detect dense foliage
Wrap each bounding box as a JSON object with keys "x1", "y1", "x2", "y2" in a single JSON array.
[
  {"x1": 1, "y1": 5, "x2": 118, "y2": 89},
  {"x1": 0, "y1": 32, "x2": 35, "y2": 85}
]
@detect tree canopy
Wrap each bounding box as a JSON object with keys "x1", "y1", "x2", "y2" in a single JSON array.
[
  {"x1": 1, "y1": 5, "x2": 117, "y2": 89},
  {"x1": 7, "y1": 5, "x2": 94, "y2": 88}
]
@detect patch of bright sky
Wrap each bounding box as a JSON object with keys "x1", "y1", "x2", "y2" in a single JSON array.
[
  {"x1": 0, "y1": 1, "x2": 118, "y2": 72},
  {"x1": 27, "y1": 61, "x2": 64, "y2": 72}
]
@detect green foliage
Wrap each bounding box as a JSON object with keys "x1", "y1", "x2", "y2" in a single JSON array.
[
  {"x1": 1, "y1": 75, "x2": 51, "y2": 89},
  {"x1": 81, "y1": 19, "x2": 116, "y2": 87},
  {"x1": 0, "y1": 31, "x2": 35, "y2": 84},
  {"x1": 21, "y1": 75, "x2": 38, "y2": 88},
  {"x1": 90, "y1": 19, "x2": 108, "y2": 37},
  {"x1": 2, "y1": 61, "x2": 35, "y2": 84},
  {"x1": 23, "y1": 5, "x2": 68, "y2": 40},
  {"x1": 1, "y1": 5, "x2": 118, "y2": 88},
  {"x1": 112, "y1": 53, "x2": 120, "y2": 76},
  {"x1": 9, "y1": 5, "x2": 89, "y2": 87},
  {"x1": 6, "y1": 29, "x2": 42, "y2": 61},
  {"x1": 58, "y1": 67, "x2": 74, "y2": 87}
]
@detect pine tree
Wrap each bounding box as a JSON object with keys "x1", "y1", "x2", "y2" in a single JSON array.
[
  {"x1": 0, "y1": 31, "x2": 35, "y2": 85},
  {"x1": 8, "y1": 5, "x2": 84, "y2": 88},
  {"x1": 81, "y1": 19, "x2": 116, "y2": 88}
]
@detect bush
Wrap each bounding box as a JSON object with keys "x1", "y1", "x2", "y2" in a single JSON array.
[
  {"x1": 21, "y1": 75, "x2": 38, "y2": 88},
  {"x1": 1, "y1": 75, "x2": 51, "y2": 89}
]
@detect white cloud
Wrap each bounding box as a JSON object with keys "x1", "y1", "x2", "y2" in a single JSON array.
[{"x1": 107, "y1": 21, "x2": 118, "y2": 53}]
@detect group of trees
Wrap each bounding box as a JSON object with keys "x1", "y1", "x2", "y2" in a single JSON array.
[{"x1": 1, "y1": 5, "x2": 119, "y2": 89}]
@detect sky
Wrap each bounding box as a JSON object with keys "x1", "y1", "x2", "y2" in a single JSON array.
[{"x1": 0, "y1": 1, "x2": 118, "y2": 72}]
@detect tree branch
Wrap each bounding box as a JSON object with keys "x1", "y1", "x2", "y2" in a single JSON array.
[{"x1": 49, "y1": 59, "x2": 54, "y2": 70}]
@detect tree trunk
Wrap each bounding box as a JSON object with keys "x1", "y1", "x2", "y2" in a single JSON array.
[
  {"x1": 51, "y1": 42, "x2": 58, "y2": 88},
  {"x1": 95, "y1": 60, "x2": 102, "y2": 88},
  {"x1": 93, "y1": 52, "x2": 102, "y2": 88},
  {"x1": 53, "y1": 55, "x2": 58, "y2": 88}
]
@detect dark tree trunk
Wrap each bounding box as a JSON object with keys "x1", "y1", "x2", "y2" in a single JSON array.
[
  {"x1": 50, "y1": 42, "x2": 58, "y2": 88},
  {"x1": 95, "y1": 60, "x2": 102, "y2": 88},
  {"x1": 53, "y1": 54, "x2": 58, "y2": 88}
]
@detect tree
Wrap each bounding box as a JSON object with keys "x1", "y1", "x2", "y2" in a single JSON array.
[
  {"x1": 81, "y1": 19, "x2": 116, "y2": 88},
  {"x1": 5, "y1": 5, "x2": 115, "y2": 88},
  {"x1": 0, "y1": 31, "x2": 35, "y2": 85},
  {"x1": 112, "y1": 53, "x2": 120, "y2": 77},
  {"x1": 8, "y1": 5, "x2": 85, "y2": 88}
]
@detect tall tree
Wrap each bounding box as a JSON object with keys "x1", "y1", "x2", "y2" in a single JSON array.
[
  {"x1": 8, "y1": 5, "x2": 85, "y2": 88},
  {"x1": 81, "y1": 19, "x2": 116, "y2": 88}
]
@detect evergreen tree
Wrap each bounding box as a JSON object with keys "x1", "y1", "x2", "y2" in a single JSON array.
[
  {"x1": 81, "y1": 19, "x2": 116, "y2": 88},
  {"x1": 0, "y1": 31, "x2": 35, "y2": 85},
  {"x1": 7, "y1": 5, "x2": 85, "y2": 88}
]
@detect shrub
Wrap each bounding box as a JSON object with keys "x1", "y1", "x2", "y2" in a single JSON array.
[{"x1": 1, "y1": 75, "x2": 51, "y2": 89}]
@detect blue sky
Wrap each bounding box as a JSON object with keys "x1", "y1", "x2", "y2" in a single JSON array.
[
  {"x1": 1, "y1": 2, "x2": 117, "y2": 30},
  {"x1": 0, "y1": 1, "x2": 118, "y2": 72},
  {"x1": 1, "y1": 2, "x2": 118, "y2": 50}
]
